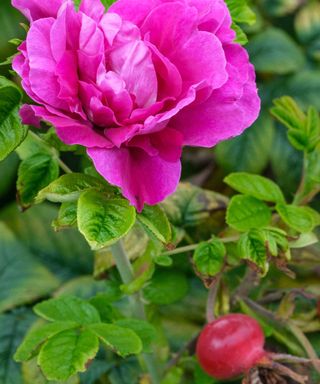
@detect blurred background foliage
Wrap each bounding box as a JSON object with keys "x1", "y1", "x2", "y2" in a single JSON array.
[{"x1": 0, "y1": 0, "x2": 320, "y2": 383}]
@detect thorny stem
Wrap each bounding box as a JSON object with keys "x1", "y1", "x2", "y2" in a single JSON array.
[
  {"x1": 161, "y1": 236, "x2": 240, "y2": 257},
  {"x1": 28, "y1": 130, "x2": 72, "y2": 174},
  {"x1": 111, "y1": 241, "x2": 161, "y2": 384}
]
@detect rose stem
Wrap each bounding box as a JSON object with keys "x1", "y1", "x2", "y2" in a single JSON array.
[
  {"x1": 111, "y1": 240, "x2": 161, "y2": 384},
  {"x1": 206, "y1": 276, "x2": 221, "y2": 323}
]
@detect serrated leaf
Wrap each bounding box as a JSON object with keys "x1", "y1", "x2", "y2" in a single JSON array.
[
  {"x1": 215, "y1": 113, "x2": 274, "y2": 174},
  {"x1": 115, "y1": 319, "x2": 156, "y2": 352},
  {"x1": 0, "y1": 223, "x2": 59, "y2": 313},
  {"x1": 238, "y1": 230, "x2": 269, "y2": 275},
  {"x1": 52, "y1": 201, "x2": 77, "y2": 230},
  {"x1": 247, "y1": 28, "x2": 304, "y2": 74},
  {"x1": 38, "y1": 329, "x2": 99, "y2": 381},
  {"x1": 289, "y1": 232, "x2": 318, "y2": 249},
  {"x1": 232, "y1": 23, "x2": 248, "y2": 45},
  {"x1": 0, "y1": 203, "x2": 93, "y2": 279},
  {"x1": 138, "y1": 205, "x2": 172, "y2": 244},
  {"x1": 0, "y1": 76, "x2": 27, "y2": 161},
  {"x1": 161, "y1": 183, "x2": 228, "y2": 227},
  {"x1": 143, "y1": 270, "x2": 188, "y2": 305},
  {"x1": 193, "y1": 239, "x2": 226, "y2": 276},
  {"x1": 276, "y1": 204, "x2": 316, "y2": 233},
  {"x1": 34, "y1": 296, "x2": 101, "y2": 325},
  {"x1": 226, "y1": 0, "x2": 256, "y2": 25},
  {"x1": 17, "y1": 153, "x2": 59, "y2": 207},
  {"x1": 22, "y1": 358, "x2": 80, "y2": 384},
  {"x1": 15, "y1": 321, "x2": 78, "y2": 362},
  {"x1": 0, "y1": 310, "x2": 36, "y2": 384},
  {"x1": 226, "y1": 195, "x2": 272, "y2": 232},
  {"x1": 78, "y1": 190, "x2": 136, "y2": 250},
  {"x1": 225, "y1": 172, "x2": 285, "y2": 204},
  {"x1": 36, "y1": 173, "x2": 109, "y2": 203},
  {"x1": 88, "y1": 323, "x2": 142, "y2": 357}
]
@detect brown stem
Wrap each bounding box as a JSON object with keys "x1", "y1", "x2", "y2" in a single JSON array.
[
  {"x1": 271, "y1": 362, "x2": 308, "y2": 384},
  {"x1": 269, "y1": 352, "x2": 320, "y2": 365}
]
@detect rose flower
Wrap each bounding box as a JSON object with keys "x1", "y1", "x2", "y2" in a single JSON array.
[{"x1": 12, "y1": 0, "x2": 260, "y2": 210}]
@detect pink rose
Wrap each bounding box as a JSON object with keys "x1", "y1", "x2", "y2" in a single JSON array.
[{"x1": 12, "y1": 0, "x2": 260, "y2": 210}]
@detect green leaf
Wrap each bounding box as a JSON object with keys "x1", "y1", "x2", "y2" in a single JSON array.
[
  {"x1": 0, "y1": 152, "x2": 19, "y2": 199},
  {"x1": 0, "y1": 223, "x2": 59, "y2": 313},
  {"x1": 0, "y1": 203, "x2": 93, "y2": 279},
  {"x1": 238, "y1": 230, "x2": 269, "y2": 275},
  {"x1": 143, "y1": 270, "x2": 189, "y2": 305},
  {"x1": 22, "y1": 358, "x2": 80, "y2": 384},
  {"x1": 224, "y1": 172, "x2": 285, "y2": 204},
  {"x1": 36, "y1": 173, "x2": 109, "y2": 203},
  {"x1": 17, "y1": 153, "x2": 59, "y2": 207},
  {"x1": 88, "y1": 323, "x2": 142, "y2": 357},
  {"x1": 276, "y1": 204, "x2": 316, "y2": 233},
  {"x1": 193, "y1": 239, "x2": 226, "y2": 276},
  {"x1": 289, "y1": 232, "x2": 319, "y2": 249},
  {"x1": 38, "y1": 329, "x2": 99, "y2": 381},
  {"x1": 260, "y1": 0, "x2": 301, "y2": 17},
  {"x1": 0, "y1": 310, "x2": 36, "y2": 384},
  {"x1": 232, "y1": 23, "x2": 248, "y2": 45},
  {"x1": 52, "y1": 201, "x2": 77, "y2": 230},
  {"x1": 247, "y1": 28, "x2": 304, "y2": 74},
  {"x1": 161, "y1": 367, "x2": 184, "y2": 384},
  {"x1": 287, "y1": 71, "x2": 320, "y2": 110},
  {"x1": 295, "y1": 3, "x2": 320, "y2": 44},
  {"x1": 270, "y1": 126, "x2": 302, "y2": 197},
  {"x1": 15, "y1": 321, "x2": 79, "y2": 362},
  {"x1": 215, "y1": 113, "x2": 274, "y2": 174},
  {"x1": 138, "y1": 205, "x2": 172, "y2": 244},
  {"x1": 0, "y1": 76, "x2": 27, "y2": 161},
  {"x1": 271, "y1": 97, "x2": 320, "y2": 152},
  {"x1": 78, "y1": 190, "x2": 136, "y2": 250},
  {"x1": 226, "y1": 195, "x2": 272, "y2": 232},
  {"x1": 226, "y1": 0, "x2": 256, "y2": 25},
  {"x1": 161, "y1": 183, "x2": 228, "y2": 227},
  {"x1": 34, "y1": 296, "x2": 101, "y2": 325},
  {"x1": 115, "y1": 319, "x2": 156, "y2": 352}
]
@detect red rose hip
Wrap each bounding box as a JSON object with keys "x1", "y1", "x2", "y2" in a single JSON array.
[{"x1": 196, "y1": 314, "x2": 266, "y2": 380}]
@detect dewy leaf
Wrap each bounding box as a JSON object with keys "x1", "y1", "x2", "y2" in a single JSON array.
[
  {"x1": 36, "y1": 173, "x2": 109, "y2": 203},
  {"x1": 226, "y1": 195, "x2": 272, "y2": 232},
  {"x1": 193, "y1": 239, "x2": 226, "y2": 276},
  {"x1": 88, "y1": 323, "x2": 142, "y2": 357},
  {"x1": 238, "y1": 230, "x2": 269, "y2": 275},
  {"x1": 17, "y1": 153, "x2": 59, "y2": 207},
  {"x1": 137, "y1": 205, "x2": 172, "y2": 244},
  {"x1": 0, "y1": 223, "x2": 59, "y2": 313},
  {"x1": 115, "y1": 319, "x2": 156, "y2": 352},
  {"x1": 225, "y1": 0, "x2": 256, "y2": 25},
  {"x1": 0, "y1": 76, "x2": 27, "y2": 161},
  {"x1": 14, "y1": 321, "x2": 79, "y2": 362},
  {"x1": 38, "y1": 329, "x2": 99, "y2": 381},
  {"x1": 224, "y1": 173, "x2": 285, "y2": 204},
  {"x1": 143, "y1": 270, "x2": 189, "y2": 305},
  {"x1": 276, "y1": 204, "x2": 315, "y2": 233},
  {"x1": 247, "y1": 28, "x2": 305, "y2": 74},
  {"x1": 78, "y1": 190, "x2": 136, "y2": 250},
  {"x1": 34, "y1": 296, "x2": 101, "y2": 325},
  {"x1": 0, "y1": 310, "x2": 36, "y2": 384}
]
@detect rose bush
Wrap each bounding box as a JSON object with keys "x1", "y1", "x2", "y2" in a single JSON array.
[{"x1": 12, "y1": 0, "x2": 260, "y2": 210}]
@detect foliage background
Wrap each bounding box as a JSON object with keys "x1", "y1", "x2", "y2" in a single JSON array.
[{"x1": 0, "y1": 0, "x2": 320, "y2": 383}]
